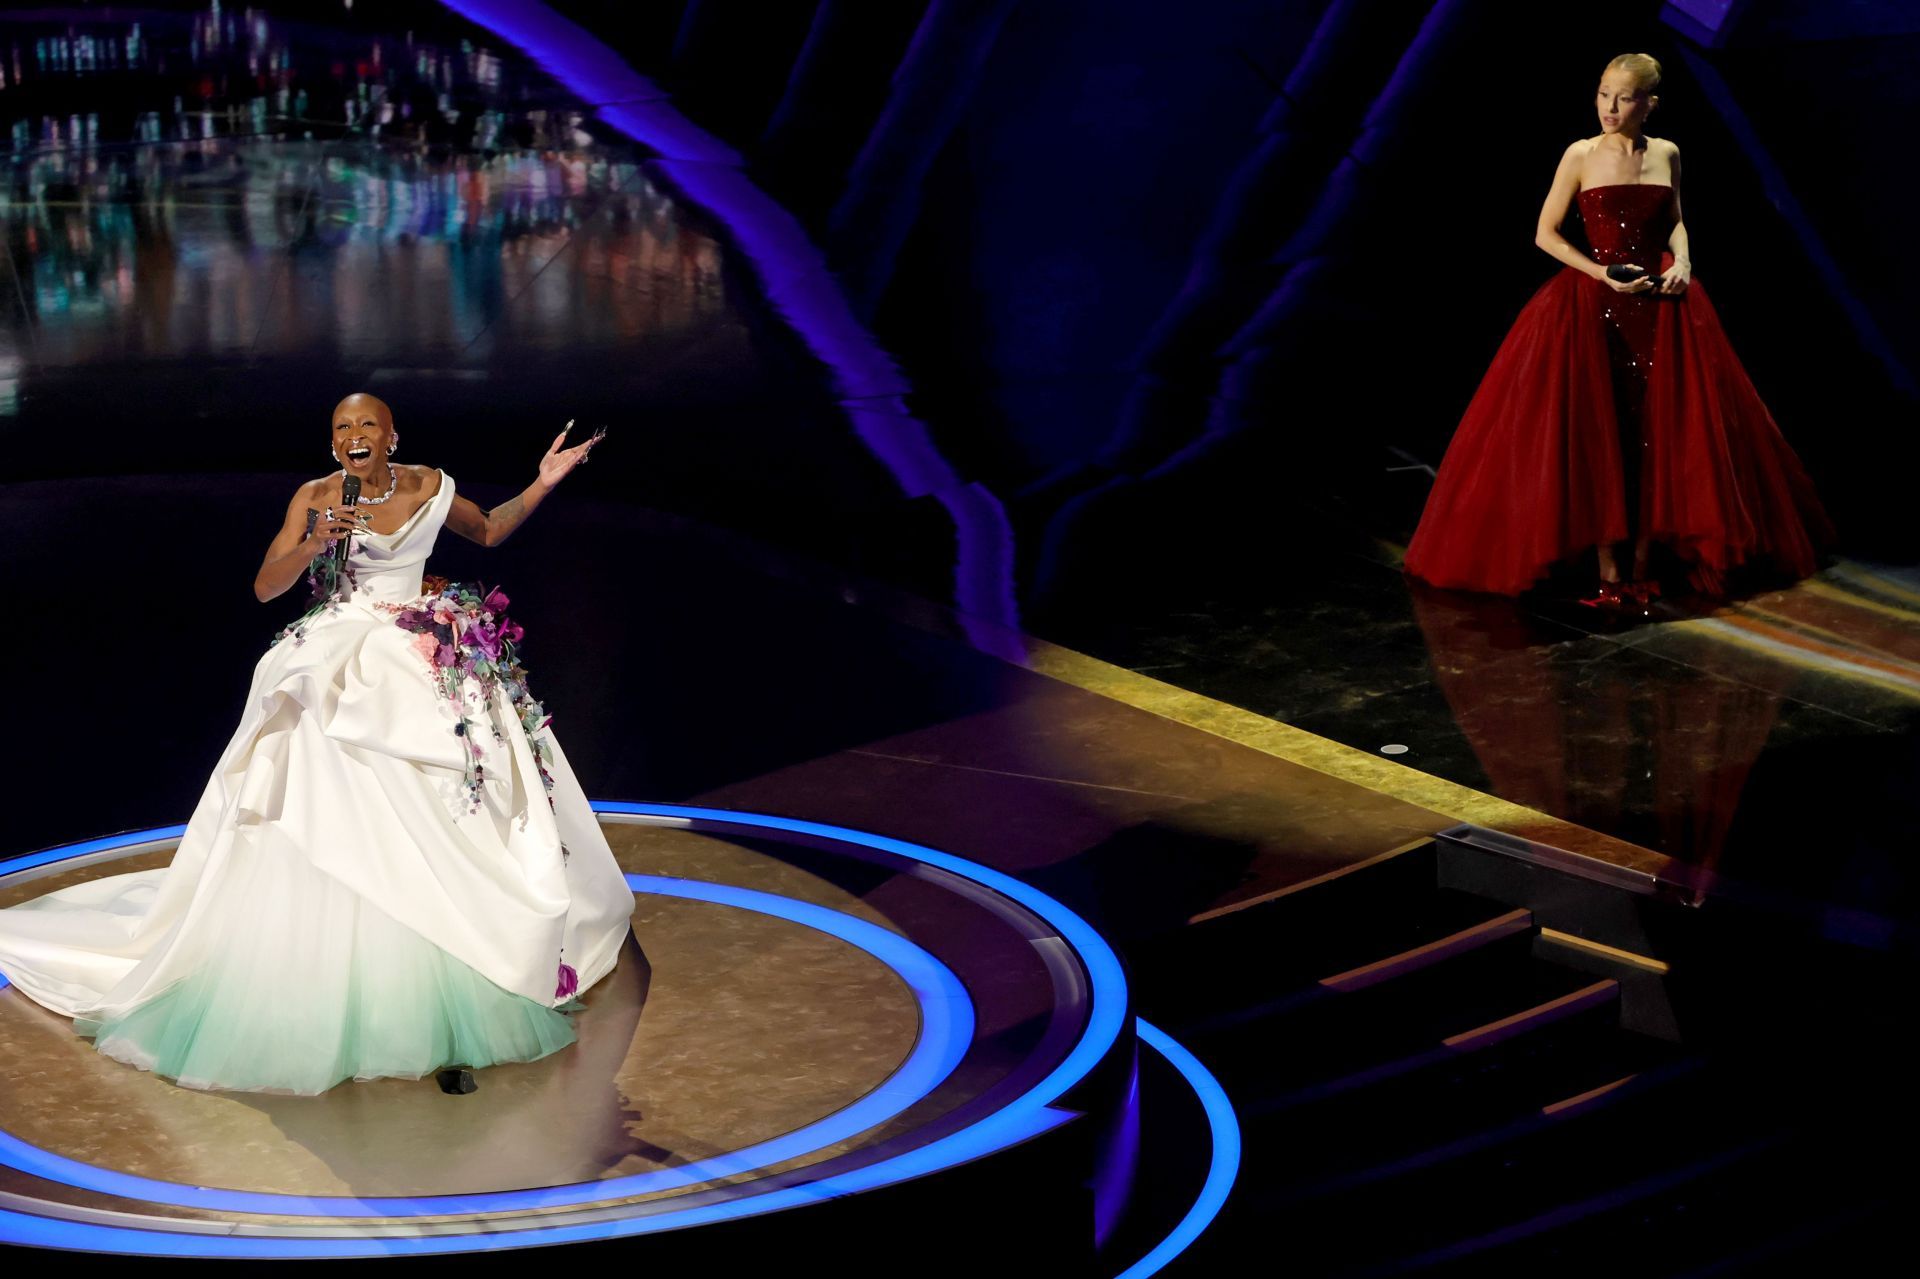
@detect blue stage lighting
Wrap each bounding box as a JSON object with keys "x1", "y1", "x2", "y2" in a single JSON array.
[
  {"x1": 0, "y1": 802, "x2": 1133, "y2": 1257},
  {"x1": 1116, "y1": 1020, "x2": 1242, "y2": 1279},
  {"x1": 0, "y1": 867, "x2": 972, "y2": 1217}
]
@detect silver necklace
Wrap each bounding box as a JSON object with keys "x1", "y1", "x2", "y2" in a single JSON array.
[{"x1": 343, "y1": 462, "x2": 400, "y2": 505}]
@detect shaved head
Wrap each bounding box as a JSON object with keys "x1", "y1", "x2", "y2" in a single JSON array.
[
  {"x1": 329, "y1": 392, "x2": 399, "y2": 476},
  {"x1": 332, "y1": 392, "x2": 392, "y2": 427}
]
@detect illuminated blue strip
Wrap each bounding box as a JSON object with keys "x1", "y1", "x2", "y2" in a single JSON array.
[
  {"x1": 0, "y1": 802, "x2": 1128, "y2": 1255},
  {"x1": 0, "y1": 1024, "x2": 1243, "y2": 1271},
  {"x1": 0, "y1": 825, "x2": 187, "y2": 880},
  {"x1": 0, "y1": 865, "x2": 970, "y2": 1217},
  {"x1": 599, "y1": 801, "x2": 1130, "y2": 1118},
  {"x1": 1116, "y1": 1020, "x2": 1241, "y2": 1279}
]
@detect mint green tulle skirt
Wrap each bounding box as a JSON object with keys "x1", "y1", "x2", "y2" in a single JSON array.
[{"x1": 74, "y1": 841, "x2": 576, "y2": 1095}]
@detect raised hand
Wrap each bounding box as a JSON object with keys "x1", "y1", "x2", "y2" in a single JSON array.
[
  {"x1": 313, "y1": 506, "x2": 370, "y2": 553},
  {"x1": 538, "y1": 420, "x2": 606, "y2": 489}
]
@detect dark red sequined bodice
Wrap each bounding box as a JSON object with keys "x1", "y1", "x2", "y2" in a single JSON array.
[
  {"x1": 1577, "y1": 184, "x2": 1674, "y2": 275},
  {"x1": 1575, "y1": 184, "x2": 1678, "y2": 424}
]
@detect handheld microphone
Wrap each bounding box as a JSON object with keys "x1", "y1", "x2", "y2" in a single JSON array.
[{"x1": 334, "y1": 474, "x2": 362, "y2": 575}]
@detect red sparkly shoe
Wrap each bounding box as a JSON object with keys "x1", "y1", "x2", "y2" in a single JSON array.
[
  {"x1": 1576, "y1": 582, "x2": 1629, "y2": 611},
  {"x1": 1577, "y1": 581, "x2": 1654, "y2": 619}
]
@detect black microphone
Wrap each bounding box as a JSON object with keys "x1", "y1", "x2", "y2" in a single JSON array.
[{"x1": 334, "y1": 474, "x2": 362, "y2": 575}]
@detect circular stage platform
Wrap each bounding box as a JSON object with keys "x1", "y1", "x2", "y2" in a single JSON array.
[{"x1": 0, "y1": 804, "x2": 1234, "y2": 1271}]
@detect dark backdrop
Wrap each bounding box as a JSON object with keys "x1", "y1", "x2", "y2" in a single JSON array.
[{"x1": 563, "y1": 0, "x2": 1920, "y2": 603}]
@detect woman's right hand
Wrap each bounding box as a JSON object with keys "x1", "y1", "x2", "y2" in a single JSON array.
[
  {"x1": 308, "y1": 508, "x2": 367, "y2": 557},
  {"x1": 1599, "y1": 267, "x2": 1657, "y2": 294}
]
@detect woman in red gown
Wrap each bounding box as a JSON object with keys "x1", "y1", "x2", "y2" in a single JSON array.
[{"x1": 1403, "y1": 53, "x2": 1830, "y2": 605}]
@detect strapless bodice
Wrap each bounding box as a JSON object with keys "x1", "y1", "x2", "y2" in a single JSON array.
[
  {"x1": 1577, "y1": 184, "x2": 1674, "y2": 271},
  {"x1": 343, "y1": 469, "x2": 454, "y2": 606}
]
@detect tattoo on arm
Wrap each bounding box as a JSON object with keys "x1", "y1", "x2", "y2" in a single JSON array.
[{"x1": 486, "y1": 494, "x2": 528, "y2": 546}]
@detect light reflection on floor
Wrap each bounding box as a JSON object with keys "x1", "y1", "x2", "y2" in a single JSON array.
[{"x1": 1050, "y1": 544, "x2": 1920, "y2": 921}]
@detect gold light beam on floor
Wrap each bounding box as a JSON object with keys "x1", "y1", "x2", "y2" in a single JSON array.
[{"x1": 1021, "y1": 637, "x2": 1673, "y2": 878}]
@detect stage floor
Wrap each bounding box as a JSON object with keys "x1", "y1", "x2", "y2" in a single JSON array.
[
  {"x1": 1, "y1": 826, "x2": 923, "y2": 1205},
  {"x1": 0, "y1": 804, "x2": 1142, "y2": 1255},
  {"x1": 1040, "y1": 531, "x2": 1920, "y2": 930},
  {"x1": 2, "y1": 2, "x2": 1906, "y2": 1266}
]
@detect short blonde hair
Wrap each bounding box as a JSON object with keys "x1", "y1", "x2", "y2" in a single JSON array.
[{"x1": 1605, "y1": 52, "x2": 1662, "y2": 93}]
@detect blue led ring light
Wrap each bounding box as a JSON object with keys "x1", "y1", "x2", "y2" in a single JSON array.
[
  {"x1": 0, "y1": 869, "x2": 974, "y2": 1218},
  {"x1": 0, "y1": 802, "x2": 1123, "y2": 1253}
]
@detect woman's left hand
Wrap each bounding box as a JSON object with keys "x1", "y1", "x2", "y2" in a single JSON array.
[
  {"x1": 1658, "y1": 260, "x2": 1691, "y2": 296},
  {"x1": 537, "y1": 420, "x2": 606, "y2": 488}
]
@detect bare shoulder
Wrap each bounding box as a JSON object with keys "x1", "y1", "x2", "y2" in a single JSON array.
[
  {"x1": 1554, "y1": 137, "x2": 1594, "y2": 176},
  {"x1": 403, "y1": 462, "x2": 444, "y2": 499},
  {"x1": 277, "y1": 475, "x2": 330, "y2": 528}
]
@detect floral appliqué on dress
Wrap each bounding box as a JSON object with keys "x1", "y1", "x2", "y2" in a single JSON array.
[
  {"x1": 384, "y1": 578, "x2": 575, "y2": 1005},
  {"x1": 379, "y1": 577, "x2": 559, "y2": 812},
  {"x1": 274, "y1": 509, "x2": 357, "y2": 647}
]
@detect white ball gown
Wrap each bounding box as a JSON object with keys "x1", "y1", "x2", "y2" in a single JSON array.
[{"x1": 0, "y1": 470, "x2": 635, "y2": 1094}]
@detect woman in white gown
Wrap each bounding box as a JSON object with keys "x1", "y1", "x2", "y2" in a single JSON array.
[{"x1": 0, "y1": 394, "x2": 635, "y2": 1094}]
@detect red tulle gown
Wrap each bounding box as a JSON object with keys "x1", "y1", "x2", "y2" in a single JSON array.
[{"x1": 1403, "y1": 183, "x2": 1831, "y2": 596}]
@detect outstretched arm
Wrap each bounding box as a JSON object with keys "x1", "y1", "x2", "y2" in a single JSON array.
[{"x1": 446, "y1": 423, "x2": 603, "y2": 548}]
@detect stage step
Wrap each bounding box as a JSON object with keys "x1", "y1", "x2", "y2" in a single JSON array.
[
  {"x1": 1182, "y1": 905, "x2": 1536, "y2": 1037},
  {"x1": 1401, "y1": 1036, "x2": 1909, "y2": 1276},
  {"x1": 1128, "y1": 843, "x2": 1500, "y2": 1023},
  {"x1": 1272, "y1": 1051, "x2": 1800, "y2": 1274},
  {"x1": 1186, "y1": 929, "x2": 1605, "y2": 1105},
  {"x1": 1246, "y1": 975, "x2": 1622, "y2": 1114},
  {"x1": 1236, "y1": 1017, "x2": 1689, "y2": 1204},
  {"x1": 1143, "y1": 836, "x2": 1908, "y2": 1274}
]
